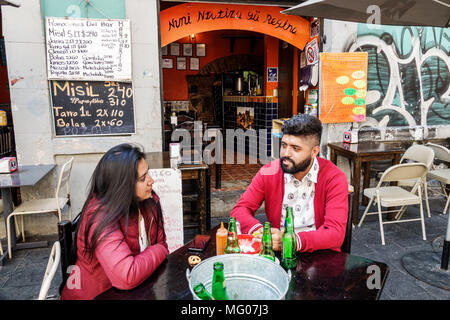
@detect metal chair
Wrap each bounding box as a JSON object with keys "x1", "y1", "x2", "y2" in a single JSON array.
[
  {"x1": 358, "y1": 163, "x2": 428, "y2": 245},
  {"x1": 6, "y1": 157, "x2": 74, "y2": 259},
  {"x1": 395, "y1": 144, "x2": 435, "y2": 219},
  {"x1": 426, "y1": 143, "x2": 450, "y2": 215},
  {"x1": 57, "y1": 213, "x2": 81, "y2": 293},
  {"x1": 340, "y1": 188, "x2": 354, "y2": 254},
  {"x1": 38, "y1": 241, "x2": 61, "y2": 300}
]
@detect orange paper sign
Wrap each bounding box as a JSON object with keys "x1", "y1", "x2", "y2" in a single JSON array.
[{"x1": 319, "y1": 52, "x2": 368, "y2": 123}]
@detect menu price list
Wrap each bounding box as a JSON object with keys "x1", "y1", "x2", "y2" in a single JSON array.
[
  {"x1": 46, "y1": 17, "x2": 131, "y2": 81},
  {"x1": 50, "y1": 80, "x2": 135, "y2": 136}
]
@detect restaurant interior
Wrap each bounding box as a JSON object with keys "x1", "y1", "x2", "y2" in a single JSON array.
[{"x1": 160, "y1": 2, "x2": 318, "y2": 163}]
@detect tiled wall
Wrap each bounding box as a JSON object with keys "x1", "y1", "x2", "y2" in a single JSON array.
[{"x1": 223, "y1": 96, "x2": 278, "y2": 158}]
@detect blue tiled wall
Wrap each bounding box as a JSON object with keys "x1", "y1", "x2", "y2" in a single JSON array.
[{"x1": 223, "y1": 96, "x2": 278, "y2": 159}]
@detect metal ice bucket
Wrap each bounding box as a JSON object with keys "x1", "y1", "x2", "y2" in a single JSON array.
[{"x1": 186, "y1": 254, "x2": 291, "y2": 300}]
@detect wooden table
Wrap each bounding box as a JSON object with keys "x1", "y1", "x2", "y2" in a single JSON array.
[
  {"x1": 145, "y1": 152, "x2": 211, "y2": 234},
  {"x1": 328, "y1": 142, "x2": 405, "y2": 225},
  {"x1": 95, "y1": 225, "x2": 389, "y2": 300},
  {"x1": 0, "y1": 164, "x2": 56, "y2": 265}
]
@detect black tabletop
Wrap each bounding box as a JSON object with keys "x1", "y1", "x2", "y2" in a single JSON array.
[
  {"x1": 328, "y1": 141, "x2": 405, "y2": 156},
  {"x1": 95, "y1": 225, "x2": 389, "y2": 300},
  {"x1": 0, "y1": 164, "x2": 56, "y2": 188}
]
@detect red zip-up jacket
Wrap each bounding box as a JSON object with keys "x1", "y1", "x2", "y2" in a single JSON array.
[
  {"x1": 60, "y1": 193, "x2": 169, "y2": 300},
  {"x1": 230, "y1": 157, "x2": 348, "y2": 252}
]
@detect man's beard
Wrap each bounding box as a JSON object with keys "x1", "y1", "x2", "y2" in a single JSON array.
[{"x1": 280, "y1": 156, "x2": 312, "y2": 174}]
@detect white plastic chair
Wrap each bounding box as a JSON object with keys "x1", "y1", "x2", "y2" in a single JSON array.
[
  {"x1": 426, "y1": 143, "x2": 450, "y2": 215},
  {"x1": 358, "y1": 163, "x2": 428, "y2": 245},
  {"x1": 38, "y1": 241, "x2": 61, "y2": 300},
  {"x1": 395, "y1": 144, "x2": 435, "y2": 219},
  {"x1": 6, "y1": 157, "x2": 74, "y2": 259}
]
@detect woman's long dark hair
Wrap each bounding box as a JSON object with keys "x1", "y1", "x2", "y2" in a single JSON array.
[{"x1": 73, "y1": 143, "x2": 165, "y2": 262}]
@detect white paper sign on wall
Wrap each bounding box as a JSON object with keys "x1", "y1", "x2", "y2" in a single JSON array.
[
  {"x1": 45, "y1": 17, "x2": 132, "y2": 81},
  {"x1": 148, "y1": 168, "x2": 183, "y2": 253}
]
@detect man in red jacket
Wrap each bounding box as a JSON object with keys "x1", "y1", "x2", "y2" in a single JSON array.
[{"x1": 231, "y1": 114, "x2": 348, "y2": 252}]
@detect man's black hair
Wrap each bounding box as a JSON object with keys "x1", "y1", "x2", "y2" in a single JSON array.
[{"x1": 281, "y1": 114, "x2": 322, "y2": 145}]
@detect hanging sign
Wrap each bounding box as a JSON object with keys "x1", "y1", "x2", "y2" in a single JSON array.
[
  {"x1": 319, "y1": 52, "x2": 368, "y2": 124},
  {"x1": 305, "y1": 38, "x2": 319, "y2": 65},
  {"x1": 310, "y1": 19, "x2": 320, "y2": 38},
  {"x1": 160, "y1": 3, "x2": 310, "y2": 50},
  {"x1": 45, "y1": 17, "x2": 132, "y2": 81}
]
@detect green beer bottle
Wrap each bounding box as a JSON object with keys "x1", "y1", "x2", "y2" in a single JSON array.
[
  {"x1": 259, "y1": 221, "x2": 276, "y2": 262},
  {"x1": 211, "y1": 262, "x2": 229, "y2": 300},
  {"x1": 224, "y1": 217, "x2": 241, "y2": 254},
  {"x1": 281, "y1": 206, "x2": 297, "y2": 270},
  {"x1": 193, "y1": 282, "x2": 214, "y2": 300}
]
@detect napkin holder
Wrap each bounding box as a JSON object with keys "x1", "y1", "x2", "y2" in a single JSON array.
[{"x1": 0, "y1": 157, "x2": 17, "y2": 173}]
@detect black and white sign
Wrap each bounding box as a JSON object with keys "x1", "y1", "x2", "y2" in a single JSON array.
[{"x1": 45, "y1": 17, "x2": 132, "y2": 81}]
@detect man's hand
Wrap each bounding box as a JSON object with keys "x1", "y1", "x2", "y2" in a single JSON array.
[{"x1": 252, "y1": 227, "x2": 283, "y2": 251}]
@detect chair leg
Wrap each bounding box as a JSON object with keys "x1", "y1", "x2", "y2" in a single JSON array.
[
  {"x1": 376, "y1": 197, "x2": 386, "y2": 245},
  {"x1": 20, "y1": 216, "x2": 25, "y2": 242},
  {"x1": 443, "y1": 192, "x2": 450, "y2": 215},
  {"x1": 395, "y1": 205, "x2": 407, "y2": 220},
  {"x1": 6, "y1": 214, "x2": 13, "y2": 259},
  {"x1": 418, "y1": 186, "x2": 427, "y2": 241},
  {"x1": 13, "y1": 216, "x2": 20, "y2": 239},
  {"x1": 424, "y1": 181, "x2": 431, "y2": 218},
  {"x1": 358, "y1": 197, "x2": 374, "y2": 227}
]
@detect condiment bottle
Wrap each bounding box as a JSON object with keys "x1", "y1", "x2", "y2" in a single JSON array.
[{"x1": 216, "y1": 221, "x2": 228, "y2": 255}]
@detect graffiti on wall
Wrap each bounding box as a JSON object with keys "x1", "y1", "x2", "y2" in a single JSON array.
[{"x1": 347, "y1": 25, "x2": 449, "y2": 138}]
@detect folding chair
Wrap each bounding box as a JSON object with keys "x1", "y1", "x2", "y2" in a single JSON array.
[
  {"x1": 6, "y1": 157, "x2": 74, "y2": 259},
  {"x1": 358, "y1": 163, "x2": 428, "y2": 245},
  {"x1": 395, "y1": 144, "x2": 434, "y2": 219},
  {"x1": 57, "y1": 213, "x2": 81, "y2": 293},
  {"x1": 38, "y1": 241, "x2": 61, "y2": 300},
  {"x1": 426, "y1": 143, "x2": 450, "y2": 215},
  {"x1": 340, "y1": 187, "x2": 354, "y2": 254}
]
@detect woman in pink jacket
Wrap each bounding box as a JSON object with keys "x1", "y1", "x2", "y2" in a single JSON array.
[{"x1": 61, "y1": 143, "x2": 169, "y2": 300}]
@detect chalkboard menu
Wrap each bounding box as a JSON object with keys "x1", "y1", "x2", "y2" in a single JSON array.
[
  {"x1": 50, "y1": 80, "x2": 135, "y2": 136},
  {"x1": 45, "y1": 17, "x2": 131, "y2": 81}
]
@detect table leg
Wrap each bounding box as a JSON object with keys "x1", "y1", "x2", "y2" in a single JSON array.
[
  {"x1": 352, "y1": 158, "x2": 362, "y2": 225},
  {"x1": 441, "y1": 212, "x2": 450, "y2": 270},
  {"x1": 330, "y1": 148, "x2": 337, "y2": 164},
  {"x1": 215, "y1": 163, "x2": 221, "y2": 189},
  {"x1": 363, "y1": 161, "x2": 371, "y2": 206},
  {"x1": 198, "y1": 169, "x2": 206, "y2": 234},
  {"x1": 1, "y1": 188, "x2": 15, "y2": 263},
  {"x1": 206, "y1": 167, "x2": 211, "y2": 232}
]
